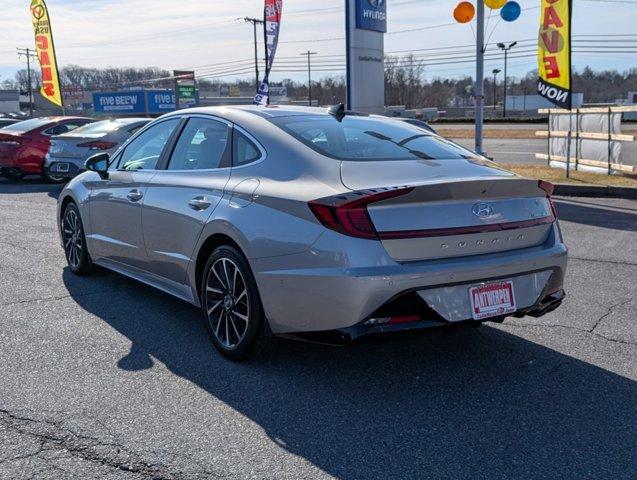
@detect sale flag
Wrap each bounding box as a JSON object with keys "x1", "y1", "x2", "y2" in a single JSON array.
[
  {"x1": 30, "y1": 0, "x2": 63, "y2": 108},
  {"x1": 254, "y1": 0, "x2": 283, "y2": 106},
  {"x1": 537, "y1": 0, "x2": 572, "y2": 109}
]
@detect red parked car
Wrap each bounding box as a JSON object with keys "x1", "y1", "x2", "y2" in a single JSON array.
[{"x1": 0, "y1": 116, "x2": 94, "y2": 182}]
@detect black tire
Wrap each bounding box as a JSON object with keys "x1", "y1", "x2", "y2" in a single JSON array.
[
  {"x1": 61, "y1": 203, "x2": 92, "y2": 275},
  {"x1": 2, "y1": 170, "x2": 24, "y2": 182},
  {"x1": 42, "y1": 170, "x2": 67, "y2": 184},
  {"x1": 200, "y1": 245, "x2": 273, "y2": 361}
]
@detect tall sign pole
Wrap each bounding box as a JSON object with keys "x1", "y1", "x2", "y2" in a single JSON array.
[
  {"x1": 475, "y1": 1, "x2": 485, "y2": 154},
  {"x1": 345, "y1": 0, "x2": 386, "y2": 114}
]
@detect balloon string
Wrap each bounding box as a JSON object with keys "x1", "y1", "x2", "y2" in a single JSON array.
[
  {"x1": 485, "y1": 8, "x2": 492, "y2": 39},
  {"x1": 485, "y1": 17, "x2": 502, "y2": 50},
  {"x1": 470, "y1": 21, "x2": 476, "y2": 42}
]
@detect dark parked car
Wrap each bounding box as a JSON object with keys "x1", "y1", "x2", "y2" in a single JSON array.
[
  {"x1": 0, "y1": 119, "x2": 20, "y2": 128},
  {"x1": 0, "y1": 116, "x2": 94, "y2": 182}
]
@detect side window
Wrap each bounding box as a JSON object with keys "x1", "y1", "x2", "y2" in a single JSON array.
[
  {"x1": 44, "y1": 122, "x2": 89, "y2": 136},
  {"x1": 167, "y1": 118, "x2": 230, "y2": 171},
  {"x1": 233, "y1": 130, "x2": 262, "y2": 166},
  {"x1": 128, "y1": 124, "x2": 146, "y2": 135},
  {"x1": 118, "y1": 118, "x2": 179, "y2": 171},
  {"x1": 44, "y1": 124, "x2": 71, "y2": 136}
]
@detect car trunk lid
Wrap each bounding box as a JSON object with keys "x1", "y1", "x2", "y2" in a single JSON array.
[
  {"x1": 340, "y1": 159, "x2": 555, "y2": 262},
  {"x1": 49, "y1": 134, "x2": 108, "y2": 159}
]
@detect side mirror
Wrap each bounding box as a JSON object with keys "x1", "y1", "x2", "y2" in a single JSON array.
[{"x1": 85, "y1": 152, "x2": 110, "y2": 180}]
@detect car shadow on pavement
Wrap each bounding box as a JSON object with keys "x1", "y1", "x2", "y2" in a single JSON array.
[
  {"x1": 0, "y1": 177, "x2": 64, "y2": 199},
  {"x1": 554, "y1": 198, "x2": 637, "y2": 232},
  {"x1": 63, "y1": 268, "x2": 636, "y2": 479}
]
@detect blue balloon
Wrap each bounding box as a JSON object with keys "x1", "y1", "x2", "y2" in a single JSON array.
[{"x1": 500, "y1": 1, "x2": 521, "y2": 22}]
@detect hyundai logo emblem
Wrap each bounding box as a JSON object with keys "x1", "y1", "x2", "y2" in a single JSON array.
[
  {"x1": 368, "y1": 0, "x2": 385, "y2": 7},
  {"x1": 472, "y1": 203, "x2": 495, "y2": 218}
]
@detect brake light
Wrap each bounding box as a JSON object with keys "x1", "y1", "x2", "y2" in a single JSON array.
[
  {"x1": 78, "y1": 141, "x2": 117, "y2": 150},
  {"x1": 308, "y1": 187, "x2": 414, "y2": 239},
  {"x1": 538, "y1": 180, "x2": 558, "y2": 219}
]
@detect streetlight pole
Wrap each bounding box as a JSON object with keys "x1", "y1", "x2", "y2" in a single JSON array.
[
  {"x1": 492, "y1": 68, "x2": 501, "y2": 112},
  {"x1": 244, "y1": 17, "x2": 264, "y2": 92},
  {"x1": 300, "y1": 51, "x2": 317, "y2": 106},
  {"x1": 497, "y1": 41, "x2": 517, "y2": 118},
  {"x1": 475, "y1": 1, "x2": 485, "y2": 155}
]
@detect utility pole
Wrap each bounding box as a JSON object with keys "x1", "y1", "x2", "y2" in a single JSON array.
[
  {"x1": 300, "y1": 51, "x2": 317, "y2": 106},
  {"x1": 244, "y1": 17, "x2": 264, "y2": 92},
  {"x1": 17, "y1": 48, "x2": 37, "y2": 118},
  {"x1": 475, "y1": 1, "x2": 485, "y2": 154},
  {"x1": 492, "y1": 68, "x2": 501, "y2": 111},
  {"x1": 497, "y1": 41, "x2": 517, "y2": 118}
]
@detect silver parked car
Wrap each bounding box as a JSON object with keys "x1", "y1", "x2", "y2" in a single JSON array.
[
  {"x1": 45, "y1": 118, "x2": 150, "y2": 181},
  {"x1": 57, "y1": 105, "x2": 567, "y2": 361}
]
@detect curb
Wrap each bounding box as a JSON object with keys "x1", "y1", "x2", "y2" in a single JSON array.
[{"x1": 553, "y1": 183, "x2": 637, "y2": 199}]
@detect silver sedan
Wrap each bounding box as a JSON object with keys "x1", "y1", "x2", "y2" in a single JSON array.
[
  {"x1": 45, "y1": 118, "x2": 150, "y2": 181},
  {"x1": 57, "y1": 106, "x2": 568, "y2": 361}
]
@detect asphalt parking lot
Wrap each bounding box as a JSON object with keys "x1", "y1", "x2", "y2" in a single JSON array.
[{"x1": 0, "y1": 178, "x2": 635, "y2": 480}]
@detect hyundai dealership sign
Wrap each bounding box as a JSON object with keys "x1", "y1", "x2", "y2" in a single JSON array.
[
  {"x1": 356, "y1": 0, "x2": 387, "y2": 33},
  {"x1": 346, "y1": 0, "x2": 386, "y2": 113}
]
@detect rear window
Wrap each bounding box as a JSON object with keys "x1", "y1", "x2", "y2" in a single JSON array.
[
  {"x1": 270, "y1": 115, "x2": 477, "y2": 161},
  {"x1": 61, "y1": 120, "x2": 124, "y2": 136},
  {"x1": 1, "y1": 117, "x2": 54, "y2": 133}
]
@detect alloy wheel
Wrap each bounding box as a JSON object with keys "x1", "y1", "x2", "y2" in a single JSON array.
[
  {"x1": 62, "y1": 208, "x2": 84, "y2": 269},
  {"x1": 204, "y1": 257, "x2": 250, "y2": 349}
]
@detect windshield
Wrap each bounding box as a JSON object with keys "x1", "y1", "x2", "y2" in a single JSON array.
[
  {"x1": 270, "y1": 115, "x2": 478, "y2": 161},
  {"x1": 1, "y1": 117, "x2": 53, "y2": 133},
  {"x1": 61, "y1": 120, "x2": 124, "y2": 136}
]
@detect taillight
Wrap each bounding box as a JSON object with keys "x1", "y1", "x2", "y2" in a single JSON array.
[
  {"x1": 78, "y1": 141, "x2": 117, "y2": 150},
  {"x1": 308, "y1": 187, "x2": 414, "y2": 239},
  {"x1": 538, "y1": 180, "x2": 558, "y2": 219}
]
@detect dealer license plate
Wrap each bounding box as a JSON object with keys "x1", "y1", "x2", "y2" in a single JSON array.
[
  {"x1": 51, "y1": 162, "x2": 70, "y2": 173},
  {"x1": 469, "y1": 281, "x2": 516, "y2": 320}
]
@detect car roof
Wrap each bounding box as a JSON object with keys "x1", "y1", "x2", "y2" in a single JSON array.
[
  {"x1": 35, "y1": 116, "x2": 94, "y2": 122},
  {"x1": 165, "y1": 105, "x2": 366, "y2": 120}
]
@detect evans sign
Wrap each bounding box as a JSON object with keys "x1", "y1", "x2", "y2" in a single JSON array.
[{"x1": 356, "y1": 0, "x2": 387, "y2": 33}]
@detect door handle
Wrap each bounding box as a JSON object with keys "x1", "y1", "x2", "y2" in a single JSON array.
[
  {"x1": 188, "y1": 196, "x2": 212, "y2": 211},
  {"x1": 127, "y1": 189, "x2": 143, "y2": 202}
]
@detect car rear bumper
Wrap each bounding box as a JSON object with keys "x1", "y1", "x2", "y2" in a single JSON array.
[
  {"x1": 252, "y1": 223, "x2": 568, "y2": 334},
  {"x1": 282, "y1": 290, "x2": 566, "y2": 345},
  {"x1": 0, "y1": 153, "x2": 43, "y2": 174},
  {"x1": 44, "y1": 154, "x2": 87, "y2": 178}
]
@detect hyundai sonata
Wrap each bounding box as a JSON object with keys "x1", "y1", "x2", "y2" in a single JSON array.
[{"x1": 57, "y1": 105, "x2": 567, "y2": 360}]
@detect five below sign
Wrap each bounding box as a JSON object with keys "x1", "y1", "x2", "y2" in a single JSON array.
[{"x1": 93, "y1": 92, "x2": 145, "y2": 113}]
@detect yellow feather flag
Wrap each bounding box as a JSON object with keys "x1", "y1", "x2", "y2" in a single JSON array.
[
  {"x1": 537, "y1": 0, "x2": 572, "y2": 110},
  {"x1": 30, "y1": 0, "x2": 63, "y2": 108}
]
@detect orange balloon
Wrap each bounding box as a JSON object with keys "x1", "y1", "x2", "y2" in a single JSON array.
[{"x1": 454, "y1": 2, "x2": 476, "y2": 23}]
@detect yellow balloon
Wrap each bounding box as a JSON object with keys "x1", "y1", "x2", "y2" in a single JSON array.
[
  {"x1": 484, "y1": 0, "x2": 506, "y2": 9},
  {"x1": 453, "y1": 2, "x2": 475, "y2": 23}
]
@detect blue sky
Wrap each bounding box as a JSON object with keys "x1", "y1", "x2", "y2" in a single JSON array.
[{"x1": 1, "y1": 0, "x2": 636, "y2": 85}]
